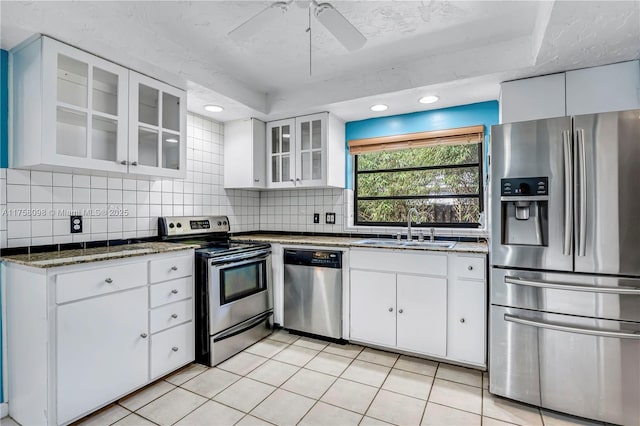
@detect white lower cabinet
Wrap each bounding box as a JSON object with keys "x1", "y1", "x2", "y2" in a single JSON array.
[
  {"x1": 2, "y1": 249, "x2": 195, "y2": 425},
  {"x1": 349, "y1": 248, "x2": 486, "y2": 367},
  {"x1": 396, "y1": 274, "x2": 447, "y2": 357},
  {"x1": 57, "y1": 287, "x2": 149, "y2": 424},
  {"x1": 350, "y1": 270, "x2": 396, "y2": 347}
]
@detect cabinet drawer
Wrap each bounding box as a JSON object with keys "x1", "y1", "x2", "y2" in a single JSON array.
[
  {"x1": 451, "y1": 255, "x2": 486, "y2": 280},
  {"x1": 149, "y1": 254, "x2": 193, "y2": 283},
  {"x1": 350, "y1": 249, "x2": 447, "y2": 276},
  {"x1": 150, "y1": 299, "x2": 193, "y2": 334},
  {"x1": 150, "y1": 277, "x2": 193, "y2": 308},
  {"x1": 150, "y1": 321, "x2": 194, "y2": 379},
  {"x1": 56, "y1": 262, "x2": 147, "y2": 303}
]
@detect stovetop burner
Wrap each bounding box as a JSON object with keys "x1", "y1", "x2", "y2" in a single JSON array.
[{"x1": 158, "y1": 216, "x2": 269, "y2": 258}]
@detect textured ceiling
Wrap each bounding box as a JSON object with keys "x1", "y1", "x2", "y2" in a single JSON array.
[{"x1": 1, "y1": 1, "x2": 639, "y2": 122}]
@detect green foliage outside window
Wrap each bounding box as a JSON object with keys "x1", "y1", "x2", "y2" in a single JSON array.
[{"x1": 355, "y1": 143, "x2": 482, "y2": 226}]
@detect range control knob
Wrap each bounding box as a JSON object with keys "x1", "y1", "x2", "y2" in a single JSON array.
[
  {"x1": 217, "y1": 221, "x2": 222, "y2": 226},
  {"x1": 176, "y1": 223, "x2": 182, "y2": 228},
  {"x1": 223, "y1": 221, "x2": 227, "y2": 225},
  {"x1": 169, "y1": 223, "x2": 175, "y2": 228}
]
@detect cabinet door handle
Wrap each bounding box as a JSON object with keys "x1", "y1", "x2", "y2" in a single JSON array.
[
  {"x1": 296, "y1": 178, "x2": 301, "y2": 181},
  {"x1": 290, "y1": 179, "x2": 294, "y2": 182},
  {"x1": 140, "y1": 333, "x2": 148, "y2": 339},
  {"x1": 171, "y1": 289, "x2": 179, "y2": 294},
  {"x1": 398, "y1": 309, "x2": 404, "y2": 314},
  {"x1": 468, "y1": 266, "x2": 473, "y2": 270},
  {"x1": 171, "y1": 314, "x2": 178, "y2": 319},
  {"x1": 388, "y1": 307, "x2": 393, "y2": 312},
  {"x1": 172, "y1": 346, "x2": 179, "y2": 352},
  {"x1": 131, "y1": 161, "x2": 138, "y2": 166},
  {"x1": 460, "y1": 318, "x2": 465, "y2": 323},
  {"x1": 170, "y1": 266, "x2": 178, "y2": 271},
  {"x1": 254, "y1": 179, "x2": 260, "y2": 182},
  {"x1": 120, "y1": 160, "x2": 127, "y2": 165},
  {"x1": 104, "y1": 278, "x2": 113, "y2": 284}
]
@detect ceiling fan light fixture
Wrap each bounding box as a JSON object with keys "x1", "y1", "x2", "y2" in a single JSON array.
[
  {"x1": 370, "y1": 104, "x2": 388, "y2": 112},
  {"x1": 204, "y1": 105, "x2": 224, "y2": 113},
  {"x1": 419, "y1": 95, "x2": 440, "y2": 104},
  {"x1": 314, "y1": 2, "x2": 366, "y2": 51}
]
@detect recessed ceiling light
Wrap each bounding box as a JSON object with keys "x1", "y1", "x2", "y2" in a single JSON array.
[
  {"x1": 204, "y1": 105, "x2": 224, "y2": 112},
  {"x1": 418, "y1": 95, "x2": 439, "y2": 104},
  {"x1": 370, "y1": 104, "x2": 388, "y2": 112},
  {"x1": 165, "y1": 138, "x2": 179, "y2": 143}
]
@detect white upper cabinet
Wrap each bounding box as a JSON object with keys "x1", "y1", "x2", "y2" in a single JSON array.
[
  {"x1": 566, "y1": 60, "x2": 640, "y2": 116},
  {"x1": 499, "y1": 73, "x2": 566, "y2": 124},
  {"x1": 128, "y1": 72, "x2": 186, "y2": 178},
  {"x1": 10, "y1": 36, "x2": 186, "y2": 178},
  {"x1": 224, "y1": 118, "x2": 266, "y2": 189},
  {"x1": 267, "y1": 112, "x2": 345, "y2": 189}
]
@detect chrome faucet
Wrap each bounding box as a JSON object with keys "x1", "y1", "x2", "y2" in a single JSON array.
[
  {"x1": 407, "y1": 208, "x2": 420, "y2": 241},
  {"x1": 430, "y1": 227, "x2": 436, "y2": 242}
]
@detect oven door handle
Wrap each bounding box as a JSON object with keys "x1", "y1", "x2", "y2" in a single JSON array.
[
  {"x1": 213, "y1": 311, "x2": 273, "y2": 342},
  {"x1": 210, "y1": 253, "x2": 270, "y2": 268},
  {"x1": 504, "y1": 314, "x2": 640, "y2": 340},
  {"x1": 504, "y1": 276, "x2": 640, "y2": 295}
]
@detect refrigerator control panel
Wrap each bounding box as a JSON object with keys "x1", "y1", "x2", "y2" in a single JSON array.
[{"x1": 501, "y1": 177, "x2": 548, "y2": 196}]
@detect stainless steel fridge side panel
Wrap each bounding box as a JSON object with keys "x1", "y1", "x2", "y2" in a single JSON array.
[
  {"x1": 574, "y1": 110, "x2": 640, "y2": 276},
  {"x1": 490, "y1": 118, "x2": 573, "y2": 271},
  {"x1": 490, "y1": 305, "x2": 640, "y2": 426},
  {"x1": 491, "y1": 267, "x2": 640, "y2": 322}
]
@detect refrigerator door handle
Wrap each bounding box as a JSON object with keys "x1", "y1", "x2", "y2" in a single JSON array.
[
  {"x1": 504, "y1": 314, "x2": 640, "y2": 339},
  {"x1": 576, "y1": 128, "x2": 587, "y2": 257},
  {"x1": 504, "y1": 276, "x2": 640, "y2": 295},
  {"x1": 562, "y1": 130, "x2": 573, "y2": 256}
]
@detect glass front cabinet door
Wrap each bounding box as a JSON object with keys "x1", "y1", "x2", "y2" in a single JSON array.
[
  {"x1": 267, "y1": 118, "x2": 296, "y2": 188},
  {"x1": 128, "y1": 72, "x2": 187, "y2": 179},
  {"x1": 41, "y1": 37, "x2": 129, "y2": 172},
  {"x1": 295, "y1": 113, "x2": 326, "y2": 187}
]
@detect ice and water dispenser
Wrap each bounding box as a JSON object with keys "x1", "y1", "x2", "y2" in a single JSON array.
[{"x1": 500, "y1": 177, "x2": 549, "y2": 246}]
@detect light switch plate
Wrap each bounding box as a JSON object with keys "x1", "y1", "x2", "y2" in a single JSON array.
[{"x1": 313, "y1": 213, "x2": 320, "y2": 224}]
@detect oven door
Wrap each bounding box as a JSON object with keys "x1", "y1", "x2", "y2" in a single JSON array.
[{"x1": 209, "y1": 250, "x2": 272, "y2": 335}]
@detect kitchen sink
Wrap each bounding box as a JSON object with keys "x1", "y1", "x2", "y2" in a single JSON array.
[{"x1": 354, "y1": 239, "x2": 457, "y2": 249}]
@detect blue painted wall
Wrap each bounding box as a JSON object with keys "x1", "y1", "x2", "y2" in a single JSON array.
[
  {"x1": 0, "y1": 48, "x2": 7, "y2": 403},
  {"x1": 344, "y1": 101, "x2": 499, "y2": 189}
]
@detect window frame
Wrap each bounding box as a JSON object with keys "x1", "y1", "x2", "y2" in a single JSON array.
[{"x1": 353, "y1": 141, "x2": 484, "y2": 228}]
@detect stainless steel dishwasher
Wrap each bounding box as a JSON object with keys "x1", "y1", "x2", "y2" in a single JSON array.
[{"x1": 283, "y1": 249, "x2": 343, "y2": 339}]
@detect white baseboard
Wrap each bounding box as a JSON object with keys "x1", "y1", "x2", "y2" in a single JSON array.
[{"x1": 0, "y1": 402, "x2": 8, "y2": 419}]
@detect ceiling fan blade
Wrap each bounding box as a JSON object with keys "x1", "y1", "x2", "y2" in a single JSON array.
[
  {"x1": 314, "y1": 3, "x2": 366, "y2": 51},
  {"x1": 228, "y1": 2, "x2": 289, "y2": 41}
]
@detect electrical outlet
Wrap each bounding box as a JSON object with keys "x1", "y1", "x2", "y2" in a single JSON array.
[
  {"x1": 325, "y1": 212, "x2": 336, "y2": 224},
  {"x1": 313, "y1": 213, "x2": 320, "y2": 224},
  {"x1": 70, "y1": 215, "x2": 83, "y2": 233}
]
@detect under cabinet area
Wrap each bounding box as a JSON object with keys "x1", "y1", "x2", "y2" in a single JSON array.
[
  {"x1": 10, "y1": 35, "x2": 186, "y2": 178},
  {"x1": 349, "y1": 248, "x2": 487, "y2": 368},
  {"x1": 2, "y1": 249, "x2": 195, "y2": 426}
]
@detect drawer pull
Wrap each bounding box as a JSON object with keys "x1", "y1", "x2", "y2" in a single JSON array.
[
  {"x1": 460, "y1": 318, "x2": 466, "y2": 323},
  {"x1": 399, "y1": 309, "x2": 404, "y2": 314},
  {"x1": 172, "y1": 346, "x2": 179, "y2": 352},
  {"x1": 104, "y1": 278, "x2": 113, "y2": 284},
  {"x1": 171, "y1": 314, "x2": 178, "y2": 319},
  {"x1": 468, "y1": 266, "x2": 473, "y2": 270},
  {"x1": 388, "y1": 307, "x2": 393, "y2": 312},
  {"x1": 170, "y1": 266, "x2": 178, "y2": 271},
  {"x1": 171, "y1": 289, "x2": 179, "y2": 294},
  {"x1": 140, "y1": 333, "x2": 148, "y2": 339}
]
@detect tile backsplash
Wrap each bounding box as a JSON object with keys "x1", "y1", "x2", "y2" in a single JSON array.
[
  {"x1": 0, "y1": 113, "x2": 487, "y2": 250},
  {"x1": 0, "y1": 113, "x2": 260, "y2": 249}
]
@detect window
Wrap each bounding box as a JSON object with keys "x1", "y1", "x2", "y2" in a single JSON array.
[{"x1": 350, "y1": 125, "x2": 484, "y2": 227}]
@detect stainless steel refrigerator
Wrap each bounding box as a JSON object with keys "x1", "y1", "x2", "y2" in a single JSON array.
[{"x1": 489, "y1": 110, "x2": 640, "y2": 425}]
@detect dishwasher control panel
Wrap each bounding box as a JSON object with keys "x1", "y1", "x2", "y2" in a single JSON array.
[{"x1": 283, "y1": 249, "x2": 342, "y2": 268}]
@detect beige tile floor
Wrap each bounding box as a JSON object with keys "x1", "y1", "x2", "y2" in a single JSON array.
[{"x1": 4, "y1": 331, "x2": 608, "y2": 426}]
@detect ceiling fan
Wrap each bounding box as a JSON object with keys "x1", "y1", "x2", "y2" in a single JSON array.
[{"x1": 228, "y1": 0, "x2": 367, "y2": 51}]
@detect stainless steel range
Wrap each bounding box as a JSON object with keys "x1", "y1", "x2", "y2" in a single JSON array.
[{"x1": 159, "y1": 216, "x2": 273, "y2": 367}]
